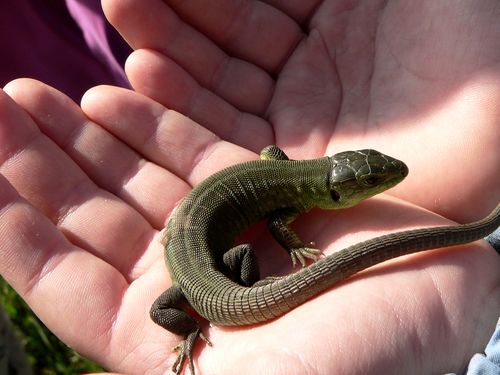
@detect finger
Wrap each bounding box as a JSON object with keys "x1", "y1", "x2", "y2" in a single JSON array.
[
  {"x1": 0, "y1": 83, "x2": 90, "y2": 221},
  {"x1": 0, "y1": 83, "x2": 154, "y2": 277},
  {"x1": 164, "y1": 0, "x2": 302, "y2": 71},
  {"x1": 5, "y1": 79, "x2": 190, "y2": 229},
  {"x1": 105, "y1": 0, "x2": 300, "y2": 71},
  {"x1": 103, "y1": 0, "x2": 276, "y2": 115},
  {"x1": 81, "y1": 84, "x2": 258, "y2": 184},
  {"x1": 125, "y1": 50, "x2": 273, "y2": 152}
]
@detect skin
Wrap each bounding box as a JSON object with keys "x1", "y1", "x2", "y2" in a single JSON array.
[{"x1": 0, "y1": 0, "x2": 499, "y2": 374}]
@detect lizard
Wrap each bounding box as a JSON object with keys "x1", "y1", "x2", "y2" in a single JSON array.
[{"x1": 150, "y1": 145, "x2": 500, "y2": 374}]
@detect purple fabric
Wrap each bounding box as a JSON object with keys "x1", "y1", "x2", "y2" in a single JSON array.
[{"x1": 0, "y1": 0, "x2": 131, "y2": 102}]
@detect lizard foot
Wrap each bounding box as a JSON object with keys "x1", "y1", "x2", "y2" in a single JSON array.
[
  {"x1": 290, "y1": 242, "x2": 323, "y2": 268},
  {"x1": 171, "y1": 328, "x2": 212, "y2": 375}
]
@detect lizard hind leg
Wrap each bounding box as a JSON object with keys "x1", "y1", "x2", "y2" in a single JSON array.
[
  {"x1": 223, "y1": 244, "x2": 261, "y2": 286},
  {"x1": 150, "y1": 285, "x2": 211, "y2": 375}
]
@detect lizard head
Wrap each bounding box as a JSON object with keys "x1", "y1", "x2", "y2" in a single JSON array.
[{"x1": 324, "y1": 149, "x2": 408, "y2": 209}]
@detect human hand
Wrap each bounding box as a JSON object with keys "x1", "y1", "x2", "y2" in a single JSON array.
[
  {"x1": 104, "y1": 0, "x2": 500, "y2": 221},
  {"x1": 1, "y1": 79, "x2": 498, "y2": 374}
]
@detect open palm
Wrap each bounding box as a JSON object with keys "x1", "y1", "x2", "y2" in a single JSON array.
[
  {"x1": 105, "y1": 0, "x2": 499, "y2": 220},
  {"x1": 0, "y1": 0, "x2": 499, "y2": 374}
]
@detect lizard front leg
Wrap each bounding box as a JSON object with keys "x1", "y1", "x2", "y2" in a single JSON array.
[
  {"x1": 259, "y1": 145, "x2": 290, "y2": 160},
  {"x1": 268, "y1": 208, "x2": 322, "y2": 267},
  {"x1": 150, "y1": 286, "x2": 211, "y2": 375},
  {"x1": 260, "y1": 147, "x2": 322, "y2": 267}
]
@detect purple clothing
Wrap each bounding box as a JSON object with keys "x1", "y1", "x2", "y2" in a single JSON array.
[{"x1": 0, "y1": 0, "x2": 131, "y2": 101}]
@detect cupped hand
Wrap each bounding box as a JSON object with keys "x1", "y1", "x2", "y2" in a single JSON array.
[
  {"x1": 0, "y1": 79, "x2": 498, "y2": 375},
  {"x1": 104, "y1": 0, "x2": 500, "y2": 221}
]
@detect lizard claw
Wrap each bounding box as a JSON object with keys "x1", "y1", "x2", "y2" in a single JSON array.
[
  {"x1": 290, "y1": 242, "x2": 323, "y2": 268},
  {"x1": 199, "y1": 331, "x2": 212, "y2": 347},
  {"x1": 171, "y1": 328, "x2": 211, "y2": 375}
]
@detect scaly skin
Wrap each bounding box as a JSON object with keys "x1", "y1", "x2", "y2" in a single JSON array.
[{"x1": 150, "y1": 146, "x2": 500, "y2": 375}]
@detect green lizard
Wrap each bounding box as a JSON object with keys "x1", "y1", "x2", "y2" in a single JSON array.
[{"x1": 150, "y1": 145, "x2": 500, "y2": 374}]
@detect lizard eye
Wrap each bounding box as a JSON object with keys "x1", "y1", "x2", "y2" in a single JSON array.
[
  {"x1": 361, "y1": 176, "x2": 379, "y2": 186},
  {"x1": 330, "y1": 189, "x2": 340, "y2": 201}
]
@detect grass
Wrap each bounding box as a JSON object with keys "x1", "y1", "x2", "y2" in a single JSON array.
[{"x1": 0, "y1": 277, "x2": 105, "y2": 374}]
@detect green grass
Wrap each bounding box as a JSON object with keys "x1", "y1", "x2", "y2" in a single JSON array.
[{"x1": 0, "y1": 277, "x2": 105, "y2": 374}]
